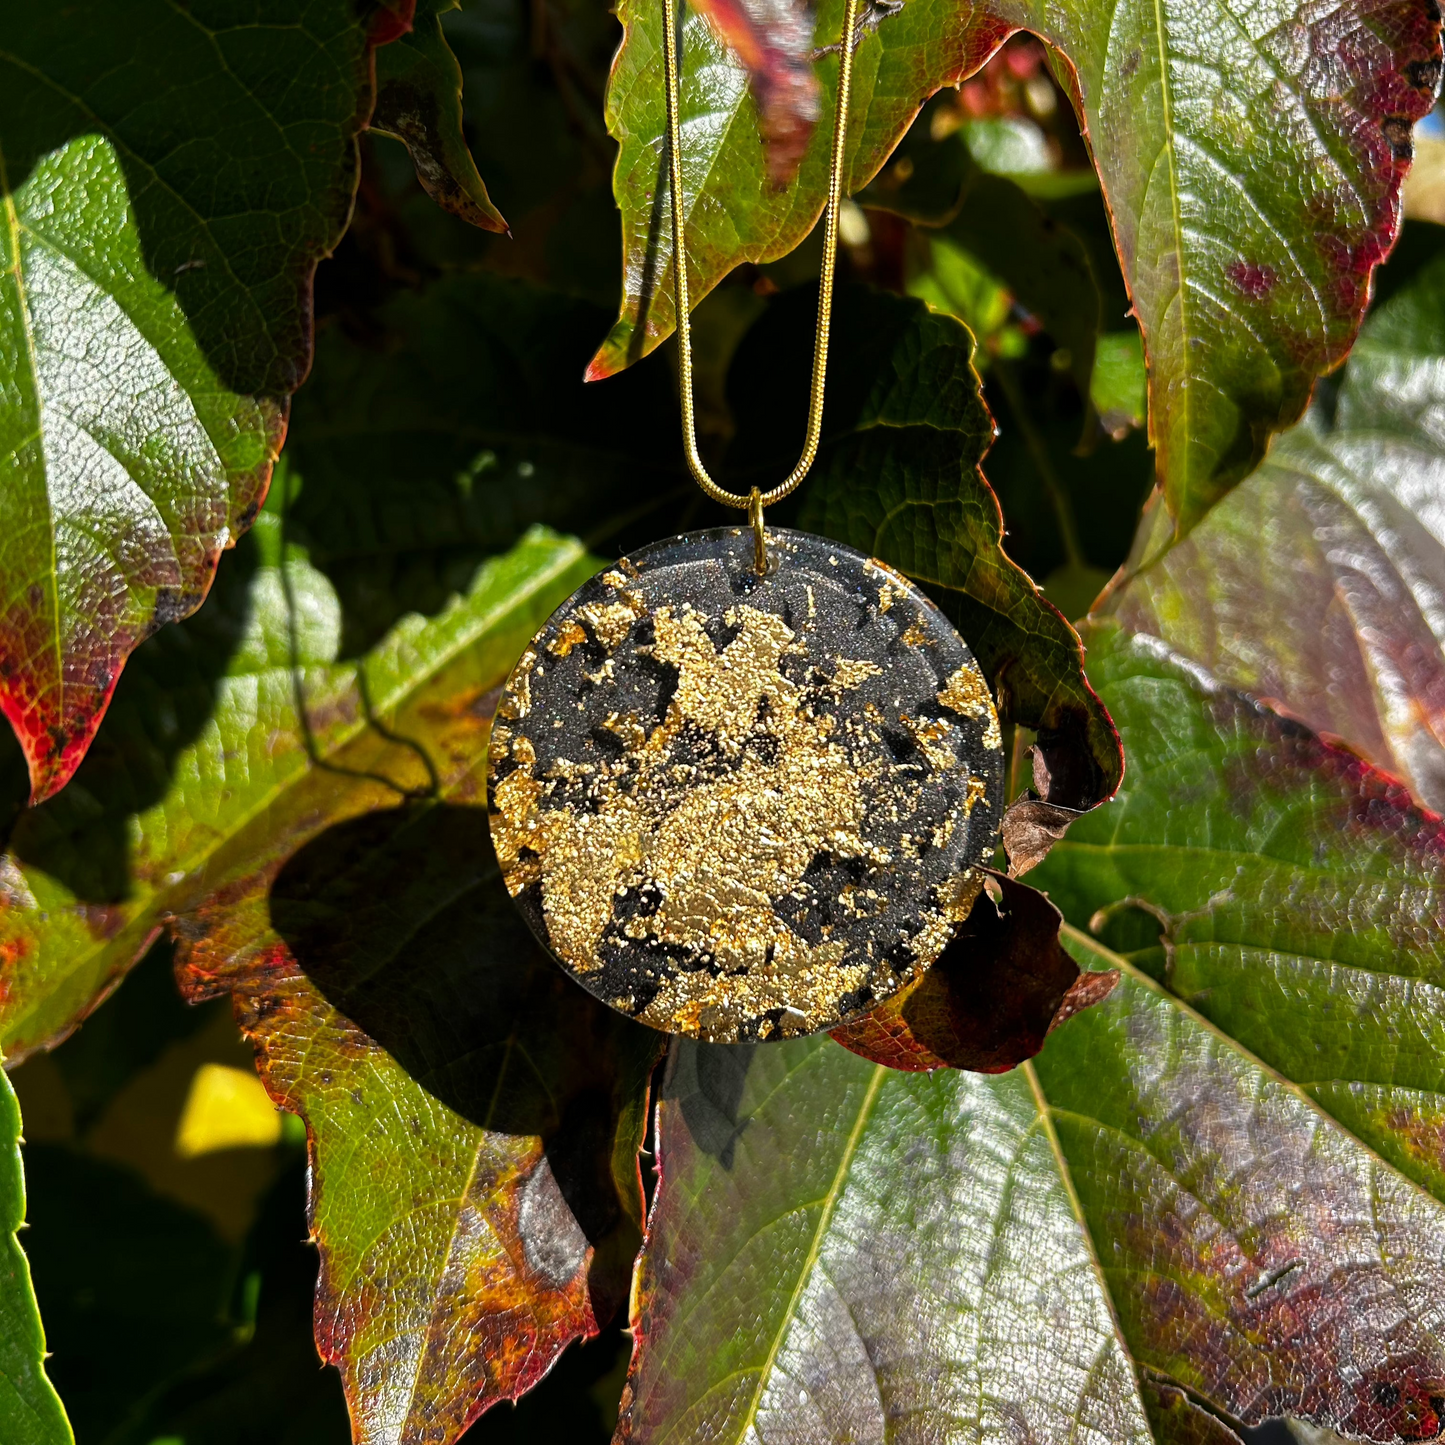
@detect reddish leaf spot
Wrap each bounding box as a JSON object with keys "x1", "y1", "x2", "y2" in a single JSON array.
[
  {"x1": 367, "y1": 0, "x2": 416, "y2": 46},
  {"x1": 1227, "y1": 261, "x2": 1278, "y2": 300},
  {"x1": 689, "y1": 0, "x2": 820, "y2": 184}
]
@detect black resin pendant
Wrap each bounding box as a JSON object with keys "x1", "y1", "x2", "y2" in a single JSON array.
[{"x1": 487, "y1": 527, "x2": 1005, "y2": 1043}]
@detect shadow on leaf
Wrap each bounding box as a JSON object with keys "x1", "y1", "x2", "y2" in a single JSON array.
[
  {"x1": 266, "y1": 800, "x2": 661, "y2": 1315},
  {"x1": 831, "y1": 870, "x2": 1118, "y2": 1071},
  {"x1": 2, "y1": 532, "x2": 260, "y2": 905}
]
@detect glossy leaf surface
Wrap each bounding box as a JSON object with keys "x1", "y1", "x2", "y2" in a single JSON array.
[
  {"x1": 620, "y1": 622, "x2": 1445, "y2": 1441},
  {"x1": 595, "y1": 0, "x2": 1441, "y2": 529},
  {"x1": 0, "y1": 0, "x2": 389, "y2": 803},
  {"x1": 618, "y1": 1037, "x2": 1153, "y2": 1445},
  {"x1": 0, "y1": 1070, "x2": 69, "y2": 1445},
  {"x1": 1112, "y1": 244, "x2": 1445, "y2": 812},
  {"x1": 1033, "y1": 623, "x2": 1445, "y2": 1438},
  {"x1": 688, "y1": 0, "x2": 821, "y2": 183}
]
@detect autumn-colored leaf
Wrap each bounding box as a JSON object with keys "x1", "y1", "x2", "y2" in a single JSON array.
[
  {"x1": 175, "y1": 802, "x2": 658, "y2": 1444},
  {"x1": 592, "y1": 0, "x2": 1441, "y2": 532},
  {"x1": 618, "y1": 647, "x2": 1445, "y2": 1440},
  {"x1": 0, "y1": 1, "x2": 391, "y2": 805},
  {"x1": 371, "y1": 0, "x2": 509, "y2": 234},
  {"x1": 830, "y1": 869, "x2": 1119, "y2": 1071},
  {"x1": 106, "y1": 524, "x2": 654, "y2": 1445},
  {"x1": 689, "y1": 0, "x2": 821, "y2": 183},
  {"x1": 3, "y1": 515, "x2": 663, "y2": 1445},
  {"x1": 1108, "y1": 243, "x2": 1445, "y2": 813},
  {"x1": 1029, "y1": 623, "x2": 1445, "y2": 1441}
]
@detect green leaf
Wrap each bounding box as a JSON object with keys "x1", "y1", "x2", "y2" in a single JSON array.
[
  {"x1": 371, "y1": 0, "x2": 509, "y2": 234},
  {"x1": 1110, "y1": 242, "x2": 1445, "y2": 811},
  {"x1": 0, "y1": 0, "x2": 384, "y2": 803},
  {"x1": 592, "y1": 0, "x2": 1441, "y2": 530},
  {"x1": 618, "y1": 1037, "x2": 1157, "y2": 1443},
  {"x1": 284, "y1": 273, "x2": 680, "y2": 656},
  {"x1": 619, "y1": 246, "x2": 1445, "y2": 1445},
  {"x1": 0, "y1": 1071, "x2": 69, "y2": 1445},
  {"x1": 164, "y1": 531, "x2": 660, "y2": 1441},
  {"x1": 0, "y1": 500, "x2": 660, "y2": 1439},
  {"x1": 729, "y1": 285, "x2": 1122, "y2": 808}
]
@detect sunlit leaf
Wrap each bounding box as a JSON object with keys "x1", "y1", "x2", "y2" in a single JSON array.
[
  {"x1": 0, "y1": 301, "x2": 657, "y2": 1066},
  {"x1": 166, "y1": 531, "x2": 659, "y2": 1443},
  {"x1": 594, "y1": 0, "x2": 1441, "y2": 531},
  {"x1": 0, "y1": 0, "x2": 396, "y2": 802}
]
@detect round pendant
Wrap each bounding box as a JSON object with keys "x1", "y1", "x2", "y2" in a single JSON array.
[{"x1": 487, "y1": 527, "x2": 1005, "y2": 1043}]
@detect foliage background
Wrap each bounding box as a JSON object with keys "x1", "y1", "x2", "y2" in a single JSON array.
[{"x1": 2, "y1": 0, "x2": 1445, "y2": 1439}]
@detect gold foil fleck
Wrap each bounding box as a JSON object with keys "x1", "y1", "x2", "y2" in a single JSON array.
[
  {"x1": 938, "y1": 663, "x2": 1003, "y2": 749},
  {"x1": 498, "y1": 649, "x2": 536, "y2": 719},
  {"x1": 939, "y1": 867, "x2": 984, "y2": 923},
  {"x1": 548, "y1": 620, "x2": 588, "y2": 657},
  {"x1": 902, "y1": 714, "x2": 956, "y2": 770},
  {"x1": 831, "y1": 658, "x2": 882, "y2": 691},
  {"x1": 578, "y1": 596, "x2": 644, "y2": 649},
  {"x1": 489, "y1": 724, "x2": 511, "y2": 764}
]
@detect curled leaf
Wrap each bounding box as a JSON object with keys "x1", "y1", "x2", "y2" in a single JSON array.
[
  {"x1": 371, "y1": 0, "x2": 509, "y2": 234},
  {"x1": 830, "y1": 869, "x2": 1119, "y2": 1071}
]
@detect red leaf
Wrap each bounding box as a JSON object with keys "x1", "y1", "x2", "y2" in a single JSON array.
[
  {"x1": 831, "y1": 870, "x2": 1119, "y2": 1071},
  {"x1": 690, "y1": 0, "x2": 821, "y2": 183}
]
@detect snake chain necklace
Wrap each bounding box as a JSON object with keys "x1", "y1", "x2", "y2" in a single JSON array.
[{"x1": 486, "y1": 0, "x2": 1004, "y2": 1043}]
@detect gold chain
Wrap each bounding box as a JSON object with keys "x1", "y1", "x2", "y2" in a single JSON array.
[{"x1": 661, "y1": 0, "x2": 862, "y2": 516}]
